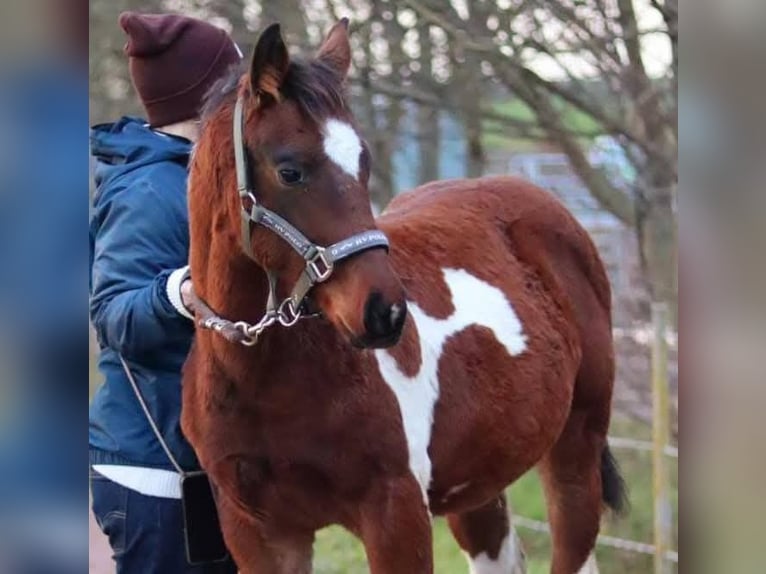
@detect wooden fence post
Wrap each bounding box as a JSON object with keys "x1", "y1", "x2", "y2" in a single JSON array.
[{"x1": 651, "y1": 302, "x2": 672, "y2": 574}]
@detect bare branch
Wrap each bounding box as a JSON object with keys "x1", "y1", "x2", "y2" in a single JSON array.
[{"x1": 349, "y1": 76, "x2": 603, "y2": 140}]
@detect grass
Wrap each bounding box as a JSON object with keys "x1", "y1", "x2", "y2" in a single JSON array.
[{"x1": 312, "y1": 415, "x2": 678, "y2": 573}]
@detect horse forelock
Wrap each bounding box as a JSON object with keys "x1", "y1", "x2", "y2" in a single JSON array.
[
  {"x1": 281, "y1": 58, "x2": 348, "y2": 124},
  {"x1": 200, "y1": 57, "x2": 348, "y2": 127}
]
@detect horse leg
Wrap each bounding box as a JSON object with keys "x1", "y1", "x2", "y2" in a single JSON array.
[
  {"x1": 216, "y1": 495, "x2": 313, "y2": 574},
  {"x1": 447, "y1": 493, "x2": 526, "y2": 573},
  {"x1": 537, "y1": 409, "x2": 607, "y2": 574},
  {"x1": 358, "y1": 476, "x2": 433, "y2": 574}
]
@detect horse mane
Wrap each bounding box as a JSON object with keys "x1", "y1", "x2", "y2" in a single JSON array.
[{"x1": 201, "y1": 58, "x2": 348, "y2": 125}]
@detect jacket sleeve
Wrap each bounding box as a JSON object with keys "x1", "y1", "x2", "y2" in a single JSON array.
[{"x1": 89, "y1": 179, "x2": 194, "y2": 360}]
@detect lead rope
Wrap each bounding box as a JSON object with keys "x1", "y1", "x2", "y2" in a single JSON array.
[
  {"x1": 119, "y1": 353, "x2": 185, "y2": 476},
  {"x1": 191, "y1": 288, "x2": 302, "y2": 346}
]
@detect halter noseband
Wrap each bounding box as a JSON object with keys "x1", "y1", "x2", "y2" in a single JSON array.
[{"x1": 194, "y1": 95, "x2": 390, "y2": 346}]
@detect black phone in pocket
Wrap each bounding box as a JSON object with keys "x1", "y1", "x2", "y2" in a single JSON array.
[{"x1": 181, "y1": 471, "x2": 229, "y2": 565}]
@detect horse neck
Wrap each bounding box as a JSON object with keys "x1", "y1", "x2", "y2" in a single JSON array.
[
  {"x1": 201, "y1": 241, "x2": 272, "y2": 332},
  {"x1": 198, "y1": 241, "x2": 341, "y2": 378}
]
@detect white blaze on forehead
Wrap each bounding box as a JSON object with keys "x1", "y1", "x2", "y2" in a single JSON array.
[
  {"x1": 374, "y1": 268, "x2": 528, "y2": 504},
  {"x1": 322, "y1": 119, "x2": 362, "y2": 179}
]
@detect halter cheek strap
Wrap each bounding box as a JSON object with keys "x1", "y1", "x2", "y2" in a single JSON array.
[{"x1": 195, "y1": 96, "x2": 389, "y2": 345}]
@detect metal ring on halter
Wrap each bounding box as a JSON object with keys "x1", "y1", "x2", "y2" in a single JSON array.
[
  {"x1": 277, "y1": 298, "x2": 302, "y2": 327},
  {"x1": 246, "y1": 191, "x2": 258, "y2": 205}
]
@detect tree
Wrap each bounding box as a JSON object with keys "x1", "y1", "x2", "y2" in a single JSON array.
[
  {"x1": 88, "y1": 0, "x2": 678, "y2": 318},
  {"x1": 401, "y1": 0, "x2": 678, "y2": 319}
]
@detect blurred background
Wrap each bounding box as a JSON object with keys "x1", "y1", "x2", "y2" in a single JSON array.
[
  {"x1": 88, "y1": 1, "x2": 679, "y2": 573},
  {"x1": 1, "y1": 1, "x2": 87, "y2": 573}
]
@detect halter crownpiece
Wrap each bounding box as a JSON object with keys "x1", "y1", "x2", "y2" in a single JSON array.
[{"x1": 195, "y1": 95, "x2": 390, "y2": 345}]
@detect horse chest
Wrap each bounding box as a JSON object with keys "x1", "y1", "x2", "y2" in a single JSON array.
[{"x1": 373, "y1": 268, "x2": 528, "y2": 504}]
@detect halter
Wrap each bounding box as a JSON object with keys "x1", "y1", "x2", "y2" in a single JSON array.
[{"x1": 194, "y1": 95, "x2": 390, "y2": 346}]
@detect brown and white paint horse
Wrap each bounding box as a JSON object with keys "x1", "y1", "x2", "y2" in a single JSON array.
[{"x1": 182, "y1": 20, "x2": 625, "y2": 574}]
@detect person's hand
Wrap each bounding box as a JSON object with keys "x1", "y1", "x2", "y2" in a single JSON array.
[{"x1": 180, "y1": 278, "x2": 196, "y2": 315}]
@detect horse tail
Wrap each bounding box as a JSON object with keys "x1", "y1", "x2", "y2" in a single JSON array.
[{"x1": 601, "y1": 444, "x2": 628, "y2": 514}]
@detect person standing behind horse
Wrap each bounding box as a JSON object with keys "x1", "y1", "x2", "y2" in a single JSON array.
[{"x1": 89, "y1": 12, "x2": 241, "y2": 574}]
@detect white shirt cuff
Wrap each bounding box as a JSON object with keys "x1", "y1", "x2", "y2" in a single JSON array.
[{"x1": 166, "y1": 265, "x2": 194, "y2": 321}]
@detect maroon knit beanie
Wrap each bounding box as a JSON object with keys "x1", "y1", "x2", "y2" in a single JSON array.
[{"x1": 119, "y1": 12, "x2": 242, "y2": 127}]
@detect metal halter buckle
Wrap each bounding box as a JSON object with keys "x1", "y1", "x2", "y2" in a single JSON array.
[{"x1": 307, "y1": 247, "x2": 333, "y2": 283}]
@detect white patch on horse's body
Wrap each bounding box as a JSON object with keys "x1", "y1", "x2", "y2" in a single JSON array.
[
  {"x1": 374, "y1": 268, "x2": 527, "y2": 503},
  {"x1": 322, "y1": 119, "x2": 361, "y2": 179},
  {"x1": 464, "y1": 529, "x2": 526, "y2": 574}
]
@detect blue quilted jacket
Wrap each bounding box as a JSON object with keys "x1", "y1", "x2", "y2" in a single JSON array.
[{"x1": 88, "y1": 117, "x2": 198, "y2": 470}]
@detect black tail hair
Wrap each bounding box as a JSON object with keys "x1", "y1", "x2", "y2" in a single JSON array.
[{"x1": 601, "y1": 445, "x2": 628, "y2": 514}]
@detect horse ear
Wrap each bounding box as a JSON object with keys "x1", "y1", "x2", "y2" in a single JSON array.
[
  {"x1": 250, "y1": 23, "x2": 290, "y2": 105},
  {"x1": 317, "y1": 18, "x2": 351, "y2": 79}
]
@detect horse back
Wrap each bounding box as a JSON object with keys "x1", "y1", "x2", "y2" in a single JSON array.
[{"x1": 379, "y1": 175, "x2": 611, "y2": 326}]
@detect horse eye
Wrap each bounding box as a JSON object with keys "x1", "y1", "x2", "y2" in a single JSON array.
[{"x1": 278, "y1": 168, "x2": 303, "y2": 186}]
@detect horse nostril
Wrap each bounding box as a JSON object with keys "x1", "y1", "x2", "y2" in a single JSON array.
[
  {"x1": 390, "y1": 303, "x2": 403, "y2": 326},
  {"x1": 389, "y1": 302, "x2": 406, "y2": 332},
  {"x1": 364, "y1": 292, "x2": 407, "y2": 341}
]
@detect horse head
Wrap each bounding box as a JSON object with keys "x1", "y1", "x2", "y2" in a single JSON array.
[{"x1": 194, "y1": 20, "x2": 406, "y2": 348}]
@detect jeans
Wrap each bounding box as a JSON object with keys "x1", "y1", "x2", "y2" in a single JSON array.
[{"x1": 90, "y1": 468, "x2": 237, "y2": 574}]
